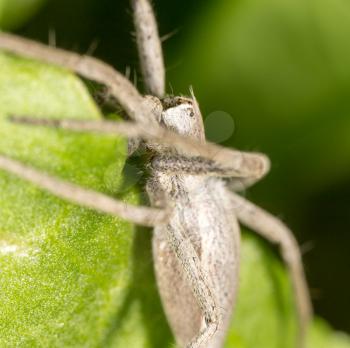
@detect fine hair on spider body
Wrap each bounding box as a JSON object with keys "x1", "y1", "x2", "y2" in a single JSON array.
[{"x1": 0, "y1": 1, "x2": 312, "y2": 347}]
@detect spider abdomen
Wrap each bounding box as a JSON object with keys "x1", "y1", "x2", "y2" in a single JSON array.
[{"x1": 150, "y1": 173, "x2": 240, "y2": 347}]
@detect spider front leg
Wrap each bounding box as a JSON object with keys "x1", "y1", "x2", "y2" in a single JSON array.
[
  {"x1": 0, "y1": 32, "x2": 157, "y2": 126},
  {"x1": 9, "y1": 116, "x2": 270, "y2": 186},
  {"x1": 151, "y1": 152, "x2": 270, "y2": 189},
  {"x1": 131, "y1": 0, "x2": 165, "y2": 97},
  {"x1": 0, "y1": 0, "x2": 165, "y2": 121}
]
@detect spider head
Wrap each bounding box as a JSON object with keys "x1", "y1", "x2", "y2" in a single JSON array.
[{"x1": 161, "y1": 91, "x2": 205, "y2": 141}]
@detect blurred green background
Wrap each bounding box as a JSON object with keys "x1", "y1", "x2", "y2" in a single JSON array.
[{"x1": 2, "y1": 0, "x2": 349, "y2": 335}]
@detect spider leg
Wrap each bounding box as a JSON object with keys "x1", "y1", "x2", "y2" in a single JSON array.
[
  {"x1": 151, "y1": 154, "x2": 270, "y2": 189},
  {"x1": 131, "y1": 0, "x2": 165, "y2": 97},
  {"x1": 10, "y1": 116, "x2": 270, "y2": 186},
  {"x1": 0, "y1": 32, "x2": 157, "y2": 125},
  {"x1": 229, "y1": 191, "x2": 312, "y2": 347},
  {"x1": 0, "y1": 155, "x2": 168, "y2": 227},
  {"x1": 9, "y1": 116, "x2": 143, "y2": 138}
]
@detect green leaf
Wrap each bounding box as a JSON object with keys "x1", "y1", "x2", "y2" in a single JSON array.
[
  {"x1": 0, "y1": 52, "x2": 145, "y2": 347},
  {"x1": 228, "y1": 234, "x2": 350, "y2": 348},
  {"x1": 0, "y1": 52, "x2": 349, "y2": 348},
  {"x1": 0, "y1": 0, "x2": 47, "y2": 30},
  {"x1": 307, "y1": 319, "x2": 350, "y2": 348},
  {"x1": 226, "y1": 233, "x2": 298, "y2": 348},
  {"x1": 169, "y1": 0, "x2": 350, "y2": 197}
]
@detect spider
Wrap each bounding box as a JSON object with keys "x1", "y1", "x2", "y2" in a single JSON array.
[{"x1": 0, "y1": 0, "x2": 312, "y2": 347}]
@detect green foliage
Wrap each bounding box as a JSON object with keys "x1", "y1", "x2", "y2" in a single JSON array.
[
  {"x1": 0, "y1": 53, "x2": 139, "y2": 347},
  {"x1": 169, "y1": 0, "x2": 350, "y2": 203},
  {"x1": 0, "y1": 54, "x2": 349, "y2": 347},
  {"x1": 0, "y1": 0, "x2": 47, "y2": 30}
]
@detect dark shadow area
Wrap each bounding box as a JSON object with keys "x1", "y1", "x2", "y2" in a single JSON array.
[
  {"x1": 304, "y1": 178, "x2": 350, "y2": 333},
  {"x1": 101, "y1": 226, "x2": 173, "y2": 347},
  {"x1": 16, "y1": 0, "x2": 206, "y2": 94}
]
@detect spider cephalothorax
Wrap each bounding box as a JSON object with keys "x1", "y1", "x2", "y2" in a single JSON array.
[{"x1": 161, "y1": 96, "x2": 205, "y2": 140}]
